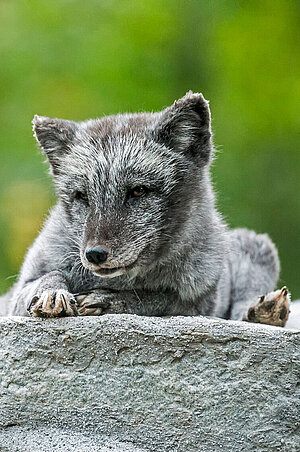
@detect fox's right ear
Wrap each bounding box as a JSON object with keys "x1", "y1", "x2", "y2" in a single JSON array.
[{"x1": 32, "y1": 115, "x2": 77, "y2": 174}]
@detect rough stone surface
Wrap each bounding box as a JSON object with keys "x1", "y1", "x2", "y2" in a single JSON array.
[{"x1": 0, "y1": 315, "x2": 299, "y2": 452}]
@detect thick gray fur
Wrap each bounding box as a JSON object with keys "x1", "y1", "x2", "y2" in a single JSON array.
[{"x1": 0, "y1": 92, "x2": 280, "y2": 320}]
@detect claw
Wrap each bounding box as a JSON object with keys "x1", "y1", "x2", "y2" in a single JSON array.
[
  {"x1": 280, "y1": 286, "x2": 288, "y2": 297},
  {"x1": 27, "y1": 295, "x2": 39, "y2": 312}
]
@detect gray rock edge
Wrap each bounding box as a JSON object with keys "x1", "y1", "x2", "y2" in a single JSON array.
[{"x1": 0, "y1": 315, "x2": 299, "y2": 452}]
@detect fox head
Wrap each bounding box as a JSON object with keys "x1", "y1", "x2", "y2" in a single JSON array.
[{"x1": 33, "y1": 92, "x2": 213, "y2": 279}]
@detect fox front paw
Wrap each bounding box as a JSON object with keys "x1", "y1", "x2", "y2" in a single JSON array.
[
  {"x1": 246, "y1": 286, "x2": 291, "y2": 327},
  {"x1": 75, "y1": 291, "x2": 125, "y2": 316},
  {"x1": 75, "y1": 292, "x2": 111, "y2": 316},
  {"x1": 28, "y1": 290, "x2": 77, "y2": 318}
]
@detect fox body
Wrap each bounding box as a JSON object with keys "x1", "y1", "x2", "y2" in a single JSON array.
[{"x1": 1, "y1": 93, "x2": 287, "y2": 325}]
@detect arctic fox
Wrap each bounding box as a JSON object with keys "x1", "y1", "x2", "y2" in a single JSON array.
[{"x1": 0, "y1": 92, "x2": 291, "y2": 327}]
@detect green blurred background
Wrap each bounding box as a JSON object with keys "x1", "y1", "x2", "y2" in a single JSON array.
[{"x1": 0, "y1": 0, "x2": 299, "y2": 297}]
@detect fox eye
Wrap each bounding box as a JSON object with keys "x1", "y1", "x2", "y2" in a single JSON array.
[
  {"x1": 128, "y1": 186, "x2": 147, "y2": 199},
  {"x1": 74, "y1": 191, "x2": 89, "y2": 204}
]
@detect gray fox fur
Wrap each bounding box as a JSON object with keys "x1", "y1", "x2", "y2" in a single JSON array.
[{"x1": 0, "y1": 92, "x2": 290, "y2": 326}]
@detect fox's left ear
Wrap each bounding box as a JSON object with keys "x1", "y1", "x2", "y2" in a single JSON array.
[
  {"x1": 32, "y1": 115, "x2": 77, "y2": 174},
  {"x1": 154, "y1": 92, "x2": 212, "y2": 164}
]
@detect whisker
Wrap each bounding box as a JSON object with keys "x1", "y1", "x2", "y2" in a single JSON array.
[{"x1": 5, "y1": 274, "x2": 18, "y2": 281}]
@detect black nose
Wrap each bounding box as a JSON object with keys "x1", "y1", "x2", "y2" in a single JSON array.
[{"x1": 85, "y1": 247, "x2": 108, "y2": 265}]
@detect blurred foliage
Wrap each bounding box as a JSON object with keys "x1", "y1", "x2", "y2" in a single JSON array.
[{"x1": 0, "y1": 0, "x2": 299, "y2": 297}]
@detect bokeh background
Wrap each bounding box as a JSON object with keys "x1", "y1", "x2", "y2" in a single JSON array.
[{"x1": 0, "y1": 0, "x2": 299, "y2": 297}]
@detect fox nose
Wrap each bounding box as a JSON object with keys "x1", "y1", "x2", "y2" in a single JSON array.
[{"x1": 85, "y1": 247, "x2": 108, "y2": 265}]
